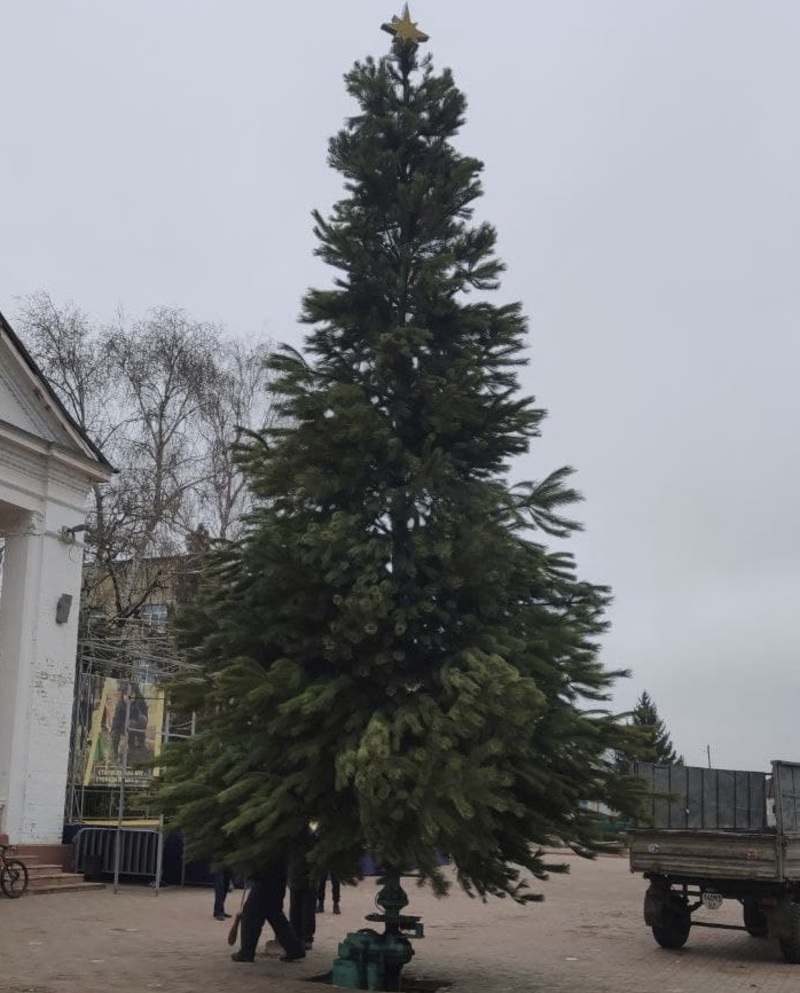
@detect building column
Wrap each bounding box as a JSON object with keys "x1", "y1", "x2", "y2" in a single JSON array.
[{"x1": 0, "y1": 513, "x2": 83, "y2": 843}]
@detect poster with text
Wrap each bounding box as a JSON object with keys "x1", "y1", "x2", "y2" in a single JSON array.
[{"x1": 82, "y1": 677, "x2": 165, "y2": 788}]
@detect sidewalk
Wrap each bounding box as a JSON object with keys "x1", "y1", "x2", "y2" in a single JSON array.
[{"x1": 0, "y1": 854, "x2": 797, "y2": 993}]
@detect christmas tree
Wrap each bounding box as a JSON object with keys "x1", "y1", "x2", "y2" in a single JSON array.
[{"x1": 157, "y1": 9, "x2": 643, "y2": 901}]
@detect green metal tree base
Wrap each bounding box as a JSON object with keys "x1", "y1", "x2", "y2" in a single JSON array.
[{"x1": 331, "y1": 869, "x2": 424, "y2": 991}]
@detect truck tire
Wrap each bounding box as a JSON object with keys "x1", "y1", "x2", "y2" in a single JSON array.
[
  {"x1": 652, "y1": 904, "x2": 691, "y2": 949},
  {"x1": 743, "y1": 900, "x2": 768, "y2": 938},
  {"x1": 778, "y1": 902, "x2": 800, "y2": 963}
]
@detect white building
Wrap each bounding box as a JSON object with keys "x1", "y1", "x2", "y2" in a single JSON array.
[{"x1": 0, "y1": 310, "x2": 112, "y2": 845}]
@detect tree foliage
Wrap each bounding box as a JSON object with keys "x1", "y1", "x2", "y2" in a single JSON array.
[
  {"x1": 16, "y1": 292, "x2": 276, "y2": 620},
  {"x1": 629, "y1": 691, "x2": 683, "y2": 765},
  {"x1": 156, "y1": 39, "x2": 644, "y2": 900}
]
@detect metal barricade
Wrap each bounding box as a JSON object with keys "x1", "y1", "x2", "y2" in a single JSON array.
[{"x1": 73, "y1": 826, "x2": 160, "y2": 878}]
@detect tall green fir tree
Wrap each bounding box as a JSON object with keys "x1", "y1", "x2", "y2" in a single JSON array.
[
  {"x1": 630, "y1": 691, "x2": 683, "y2": 765},
  {"x1": 156, "y1": 23, "x2": 644, "y2": 901}
]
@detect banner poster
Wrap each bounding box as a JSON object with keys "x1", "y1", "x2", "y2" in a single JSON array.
[{"x1": 82, "y1": 677, "x2": 165, "y2": 788}]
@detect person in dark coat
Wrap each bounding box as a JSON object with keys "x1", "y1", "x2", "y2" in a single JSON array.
[
  {"x1": 231, "y1": 860, "x2": 305, "y2": 963},
  {"x1": 288, "y1": 827, "x2": 317, "y2": 950},
  {"x1": 110, "y1": 681, "x2": 149, "y2": 761},
  {"x1": 110, "y1": 682, "x2": 130, "y2": 762},
  {"x1": 316, "y1": 870, "x2": 341, "y2": 914},
  {"x1": 212, "y1": 869, "x2": 232, "y2": 920}
]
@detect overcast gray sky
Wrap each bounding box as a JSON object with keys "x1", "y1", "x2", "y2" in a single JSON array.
[{"x1": 3, "y1": 1, "x2": 799, "y2": 772}]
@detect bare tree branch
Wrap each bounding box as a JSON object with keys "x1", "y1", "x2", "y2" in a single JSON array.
[{"x1": 15, "y1": 294, "x2": 278, "y2": 620}]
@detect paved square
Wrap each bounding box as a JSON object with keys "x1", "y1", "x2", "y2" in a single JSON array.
[{"x1": 0, "y1": 853, "x2": 798, "y2": 992}]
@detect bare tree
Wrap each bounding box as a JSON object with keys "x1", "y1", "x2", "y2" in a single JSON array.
[
  {"x1": 106, "y1": 307, "x2": 221, "y2": 547},
  {"x1": 193, "y1": 336, "x2": 276, "y2": 538},
  {"x1": 16, "y1": 292, "x2": 122, "y2": 451},
  {"x1": 15, "y1": 292, "x2": 276, "y2": 621}
]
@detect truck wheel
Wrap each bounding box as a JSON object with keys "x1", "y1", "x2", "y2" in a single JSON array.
[
  {"x1": 742, "y1": 900, "x2": 768, "y2": 938},
  {"x1": 652, "y1": 905, "x2": 691, "y2": 949},
  {"x1": 779, "y1": 902, "x2": 800, "y2": 963}
]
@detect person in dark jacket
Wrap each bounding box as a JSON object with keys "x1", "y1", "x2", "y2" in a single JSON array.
[
  {"x1": 110, "y1": 681, "x2": 149, "y2": 762},
  {"x1": 288, "y1": 827, "x2": 317, "y2": 950},
  {"x1": 231, "y1": 860, "x2": 304, "y2": 963},
  {"x1": 212, "y1": 869, "x2": 232, "y2": 920},
  {"x1": 316, "y1": 870, "x2": 341, "y2": 914}
]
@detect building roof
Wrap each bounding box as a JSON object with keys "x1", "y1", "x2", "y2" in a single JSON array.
[{"x1": 0, "y1": 307, "x2": 114, "y2": 474}]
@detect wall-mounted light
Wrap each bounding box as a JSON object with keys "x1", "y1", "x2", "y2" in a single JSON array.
[
  {"x1": 59, "y1": 524, "x2": 88, "y2": 544},
  {"x1": 56, "y1": 594, "x2": 73, "y2": 624}
]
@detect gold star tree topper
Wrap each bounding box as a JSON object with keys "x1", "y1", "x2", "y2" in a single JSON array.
[{"x1": 381, "y1": 3, "x2": 429, "y2": 44}]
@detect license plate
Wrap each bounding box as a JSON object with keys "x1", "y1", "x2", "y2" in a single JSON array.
[{"x1": 702, "y1": 891, "x2": 723, "y2": 910}]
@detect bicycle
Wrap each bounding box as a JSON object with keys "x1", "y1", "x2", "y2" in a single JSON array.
[{"x1": 0, "y1": 843, "x2": 29, "y2": 898}]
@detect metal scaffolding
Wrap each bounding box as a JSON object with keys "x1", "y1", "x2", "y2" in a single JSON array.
[{"x1": 64, "y1": 615, "x2": 195, "y2": 826}]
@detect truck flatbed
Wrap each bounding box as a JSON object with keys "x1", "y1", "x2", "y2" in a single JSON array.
[{"x1": 629, "y1": 760, "x2": 800, "y2": 962}]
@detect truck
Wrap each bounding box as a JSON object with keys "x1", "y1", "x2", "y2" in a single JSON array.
[{"x1": 628, "y1": 760, "x2": 800, "y2": 962}]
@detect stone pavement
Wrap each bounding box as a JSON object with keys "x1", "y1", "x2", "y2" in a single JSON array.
[{"x1": 0, "y1": 853, "x2": 798, "y2": 993}]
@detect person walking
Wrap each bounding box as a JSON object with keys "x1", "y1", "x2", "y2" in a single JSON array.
[
  {"x1": 231, "y1": 860, "x2": 305, "y2": 963},
  {"x1": 288, "y1": 827, "x2": 317, "y2": 950},
  {"x1": 316, "y1": 870, "x2": 341, "y2": 914},
  {"x1": 212, "y1": 869, "x2": 232, "y2": 920}
]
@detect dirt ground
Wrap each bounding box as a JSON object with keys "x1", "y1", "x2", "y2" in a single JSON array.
[{"x1": 1, "y1": 853, "x2": 798, "y2": 993}]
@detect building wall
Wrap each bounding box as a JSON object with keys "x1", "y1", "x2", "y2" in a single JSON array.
[{"x1": 0, "y1": 446, "x2": 96, "y2": 843}]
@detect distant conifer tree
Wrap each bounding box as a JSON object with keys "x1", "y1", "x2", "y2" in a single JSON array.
[
  {"x1": 616, "y1": 691, "x2": 683, "y2": 769},
  {"x1": 631, "y1": 691, "x2": 683, "y2": 764}
]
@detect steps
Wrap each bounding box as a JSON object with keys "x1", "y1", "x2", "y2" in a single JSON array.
[
  {"x1": 24, "y1": 861, "x2": 105, "y2": 895},
  {"x1": 6, "y1": 844, "x2": 105, "y2": 896}
]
